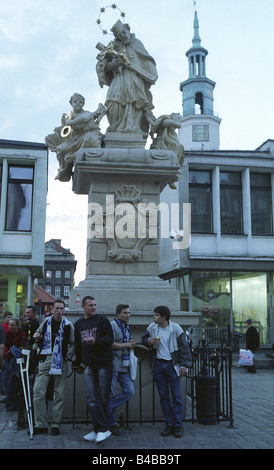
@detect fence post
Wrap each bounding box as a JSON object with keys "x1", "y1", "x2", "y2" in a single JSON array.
[{"x1": 227, "y1": 323, "x2": 234, "y2": 428}]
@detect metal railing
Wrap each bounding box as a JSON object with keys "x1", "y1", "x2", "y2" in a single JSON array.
[
  {"x1": 67, "y1": 331, "x2": 233, "y2": 428},
  {"x1": 192, "y1": 325, "x2": 273, "y2": 348},
  {"x1": 186, "y1": 325, "x2": 233, "y2": 427}
]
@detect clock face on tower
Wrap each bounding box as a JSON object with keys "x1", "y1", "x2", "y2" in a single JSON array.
[{"x1": 192, "y1": 125, "x2": 209, "y2": 142}]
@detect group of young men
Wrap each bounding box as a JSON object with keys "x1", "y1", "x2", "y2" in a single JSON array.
[{"x1": 1, "y1": 297, "x2": 192, "y2": 444}]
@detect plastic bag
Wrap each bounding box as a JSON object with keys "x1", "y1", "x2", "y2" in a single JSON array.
[
  {"x1": 238, "y1": 349, "x2": 254, "y2": 366},
  {"x1": 129, "y1": 350, "x2": 138, "y2": 381}
]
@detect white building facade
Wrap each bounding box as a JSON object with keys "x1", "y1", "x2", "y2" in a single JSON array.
[
  {"x1": 0, "y1": 139, "x2": 48, "y2": 319},
  {"x1": 159, "y1": 12, "x2": 274, "y2": 345}
]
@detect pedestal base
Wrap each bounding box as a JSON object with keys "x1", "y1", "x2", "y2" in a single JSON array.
[{"x1": 69, "y1": 274, "x2": 180, "y2": 313}]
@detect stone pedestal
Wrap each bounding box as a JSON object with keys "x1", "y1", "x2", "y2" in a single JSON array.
[{"x1": 69, "y1": 146, "x2": 182, "y2": 321}]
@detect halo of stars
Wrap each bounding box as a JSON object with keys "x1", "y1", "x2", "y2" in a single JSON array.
[{"x1": 96, "y1": 4, "x2": 126, "y2": 36}]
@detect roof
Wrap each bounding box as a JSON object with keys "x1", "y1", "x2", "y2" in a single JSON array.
[
  {"x1": 45, "y1": 239, "x2": 71, "y2": 255},
  {"x1": 34, "y1": 284, "x2": 56, "y2": 303},
  {"x1": 0, "y1": 139, "x2": 47, "y2": 150}
]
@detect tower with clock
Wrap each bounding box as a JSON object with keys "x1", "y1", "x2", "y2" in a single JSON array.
[{"x1": 179, "y1": 8, "x2": 221, "y2": 150}]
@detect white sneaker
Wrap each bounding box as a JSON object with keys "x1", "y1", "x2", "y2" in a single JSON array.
[
  {"x1": 83, "y1": 431, "x2": 97, "y2": 442},
  {"x1": 96, "y1": 430, "x2": 111, "y2": 443}
]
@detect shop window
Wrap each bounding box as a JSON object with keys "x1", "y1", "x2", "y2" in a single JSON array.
[
  {"x1": 220, "y1": 171, "x2": 243, "y2": 235},
  {"x1": 250, "y1": 173, "x2": 273, "y2": 235},
  {"x1": 192, "y1": 271, "x2": 231, "y2": 327},
  {"x1": 5, "y1": 165, "x2": 34, "y2": 231},
  {"x1": 189, "y1": 170, "x2": 213, "y2": 233}
]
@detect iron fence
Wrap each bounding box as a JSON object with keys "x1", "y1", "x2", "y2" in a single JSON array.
[{"x1": 67, "y1": 328, "x2": 233, "y2": 428}]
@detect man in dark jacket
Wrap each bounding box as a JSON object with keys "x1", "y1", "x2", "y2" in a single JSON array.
[
  {"x1": 74, "y1": 296, "x2": 113, "y2": 444},
  {"x1": 142, "y1": 306, "x2": 192, "y2": 438},
  {"x1": 246, "y1": 319, "x2": 259, "y2": 373}
]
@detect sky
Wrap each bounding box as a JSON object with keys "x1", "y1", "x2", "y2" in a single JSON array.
[{"x1": 0, "y1": 0, "x2": 274, "y2": 285}]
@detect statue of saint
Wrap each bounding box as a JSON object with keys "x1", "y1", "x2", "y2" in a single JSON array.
[
  {"x1": 96, "y1": 20, "x2": 158, "y2": 136},
  {"x1": 45, "y1": 93, "x2": 106, "y2": 181}
]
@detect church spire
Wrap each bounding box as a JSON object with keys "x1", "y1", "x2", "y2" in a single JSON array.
[
  {"x1": 178, "y1": 7, "x2": 221, "y2": 150},
  {"x1": 192, "y1": 10, "x2": 201, "y2": 48},
  {"x1": 186, "y1": 8, "x2": 208, "y2": 78}
]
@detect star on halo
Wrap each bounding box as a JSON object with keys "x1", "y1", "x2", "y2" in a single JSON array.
[{"x1": 96, "y1": 4, "x2": 127, "y2": 36}]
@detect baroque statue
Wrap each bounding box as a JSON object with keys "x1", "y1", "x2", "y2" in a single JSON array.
[
  {"x1": 45, "y1": 18, "x2": 183, "y2": 188},
  {"x1": 150, "y1": 112, "x2": 185, "y2": 189},
  {"x1": 45, "y1": 93, "x2": 106, "y2": 181},
  {"x1": 96, "y1": 20, "x2": 158, "y2": 136}
]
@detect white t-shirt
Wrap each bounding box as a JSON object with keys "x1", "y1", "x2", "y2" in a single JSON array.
[{"x1": 156, "y1": 326, "x2": 172, "y2": 360}]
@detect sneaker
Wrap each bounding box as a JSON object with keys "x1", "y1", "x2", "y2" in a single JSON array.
[
  {"x1": 110, "y1": 425, "x2": 121, "y2": 436},
  {"x1": 51, "y1": 426, "x2": 60, "y2": 436},
  {"x1": 161, "y1": 425, "x2": 174, "y2": 436},
  {"x1": 83, "y1": 431, "x2": 97, "y2": 442},
  {"x1": 174, "y1": 427, "x2": 183, "y2": 438},
  {"x1": 32, "y1": 427, "x2": 48, "y2": 435},
  {"x1": 96, "y1": 430, "x2": 111, "y2": 443}
]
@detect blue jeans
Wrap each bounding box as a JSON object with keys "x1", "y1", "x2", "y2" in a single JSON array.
[
  {"x1": 153, "y1": 359, "x2": 183, "y2": 428},
  {"x1": 108, "y1": 370, "x2": 135, "y2": 427},
  {"x1": 84, "y1": 364, "x2": 112, "y2": 433}
]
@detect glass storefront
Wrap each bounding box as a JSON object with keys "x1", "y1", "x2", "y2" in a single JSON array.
[
  {"x1": 0, "y1": 272, "x2": 28, "y2": 321},
  {"x1": 176, "y1": 270, "x2": 274, "y2": 345},
  {"x1": 192, "y1": 271, "x2": 230, "y2": 327}
]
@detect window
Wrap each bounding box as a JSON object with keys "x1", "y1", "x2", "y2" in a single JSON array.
[
  {"x1": 55, "y1": 270, "x2": 61, "y2": 278},
  {"x1": 250, "y1": 173, "x2": 273, "y2": 235},
  {"x1": 55, "y1": 285, "x2": 61, "y2": 299},
  {"x1": 64, "y1": 285, "x2": 70, "y2": 297},
  {"x1": 46, "y1": 271, "x2": 52, "y2": 279},
  {"x1": 220, "y1": 172, "x2": 243, "y2": 235},
  {"x1": 189, "y1": 170, "x2": 213, "y2": 233},
  {"x1": 5, "y1": 165, "x2": 34, "y2": 231},
  {"x1": 65, "y1": 270, "x2": 71, "y2": 279},
  {"x1": 45, "y1": 285, "x2": 52, "y2": 294},
  {"x1": 0, "y1": 164, "x2": 2, "y2": 205}
]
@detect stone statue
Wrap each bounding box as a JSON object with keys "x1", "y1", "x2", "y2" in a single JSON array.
[
  {"x1": 96, "y1": 20, "x2": 158, "y2": 136},
  {"x1": 45, "y1": 93, "x2": 106, "y2": 182},
  {"x1": 150, "y1": 113, "x2": 185, "y2": 189}
]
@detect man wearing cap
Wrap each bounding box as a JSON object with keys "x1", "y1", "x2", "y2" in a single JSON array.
[
  {"x1": 246, "y1": 319, "x2": 260, "y2": 373},
  {"x1": 96, "y1": 20, "x2": 158, "y2": 136}
]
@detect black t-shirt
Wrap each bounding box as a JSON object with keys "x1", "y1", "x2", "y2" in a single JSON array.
[{"x1": 74, "y1": 315, "x2": 113, "y2": 368}]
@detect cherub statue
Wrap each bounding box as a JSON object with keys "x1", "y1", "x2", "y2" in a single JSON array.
[
  {"x1": 150, "y1": 113, "x2": 185, "y2": 189},
  {"x1": 45, "y1": 93, "x2": 106, "y2": 182}
]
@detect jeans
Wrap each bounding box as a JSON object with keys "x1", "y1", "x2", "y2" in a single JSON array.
[
  {"x1": 84, "y1": 364, "x2": 112, "y2": 433},
  {"x1": 108, "y1": 370, "x2": 135, "y2": 427},
  {"x1": 153, "y1": 359, "x2": 183, "y2": 428}
]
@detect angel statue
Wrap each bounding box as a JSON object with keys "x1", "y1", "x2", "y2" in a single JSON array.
[
  {"x1": 45, "y1": 93, "x2": 106, "y2": 182},
  {"x1": 150, "y1": 113, "x2": 185, "y2": 189}
]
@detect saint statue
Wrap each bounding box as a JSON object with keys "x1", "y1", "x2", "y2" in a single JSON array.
[{"x1": 96, "y1": 20, "x2": 158, "y2": 136}]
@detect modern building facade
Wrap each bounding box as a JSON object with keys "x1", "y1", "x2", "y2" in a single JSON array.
[
  {"x1": 159, "y1": 11, "x2": 274, "y2": 345},
  {"x1": 0, "y1": 139, "x2": 48, "y2": 319},
  {"x1": 36, "y1": 239, "x2": 77, "y2": 307}
]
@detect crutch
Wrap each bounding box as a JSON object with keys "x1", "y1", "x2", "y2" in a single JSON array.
[{"x1": 17, "y1": 349, "x2": 34, "y2": 439}]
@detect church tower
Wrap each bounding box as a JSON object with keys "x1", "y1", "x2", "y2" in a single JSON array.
[{"x1": 179, "y1": 9, "x2": 221, "y2": 150}]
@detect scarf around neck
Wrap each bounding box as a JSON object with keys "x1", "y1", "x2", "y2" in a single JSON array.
[
  {"x1": 115, "y1": 317, "x2": 131, "y2": 367},
  {"x1": 41, "y1": 316, "x2": 68, "y2": 375}
]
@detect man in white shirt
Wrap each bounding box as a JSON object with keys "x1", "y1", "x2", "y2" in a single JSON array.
[{"x1": 142, "y1": 306, "x2": 192, "y2": 438}]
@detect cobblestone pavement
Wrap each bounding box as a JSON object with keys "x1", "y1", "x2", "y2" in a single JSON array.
[{"x1": 0, "y1": 366, "x2": 273, "y2": 455}]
